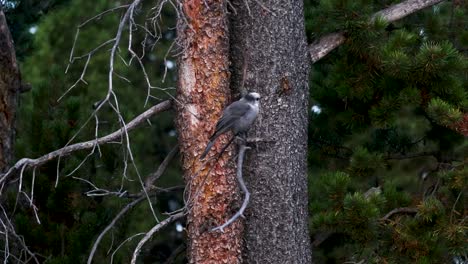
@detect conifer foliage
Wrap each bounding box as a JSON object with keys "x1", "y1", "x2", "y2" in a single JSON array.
[{"x1": 305, "y1": 0, "x2": 466, "y2": 263}]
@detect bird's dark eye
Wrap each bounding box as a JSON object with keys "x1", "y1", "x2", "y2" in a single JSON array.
[{"x1": 256, "y1": 98, "x2": 260, "y2": 101}]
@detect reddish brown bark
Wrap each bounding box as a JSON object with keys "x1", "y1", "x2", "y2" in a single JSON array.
[
  {"x1": 175, "y1": 0, "x2": 242, "y2": 263},
  {"x1": 0, "y1": 10, "x2": 20, "y2": 172}
]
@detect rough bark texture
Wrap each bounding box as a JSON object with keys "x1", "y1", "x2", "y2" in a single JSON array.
[
  {"x1": 309, "y1": 0, "x2": 444, "y2": 63},
  {"x1": 229, "y1": 1, "x2": 312, "y2": 263},
  {"x1": 175, "y1": 1, "x2": 242, "y2": 263},
  {"x1": 0, "y1": 10, "x2": 20, "y2": 172}
]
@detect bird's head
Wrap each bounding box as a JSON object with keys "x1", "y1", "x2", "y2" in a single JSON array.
[{"x1": 244, "y1": 92, "x2": 261, "y2": 104}]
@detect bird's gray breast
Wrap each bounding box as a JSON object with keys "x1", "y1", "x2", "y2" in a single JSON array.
[{"x1": 233, "y1": 104, "x2": 259, "y2": 134}]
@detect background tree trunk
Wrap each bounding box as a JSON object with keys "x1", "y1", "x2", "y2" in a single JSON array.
[
  {"x1": 175, "y1": 1, "x2": 243, "y2": 263},
  {"x1": 229, "y1": 1, "x2": 312, "y2": 263},
  {"x1": 0, "y1": 10, "x2": 20, "y2": 172}
]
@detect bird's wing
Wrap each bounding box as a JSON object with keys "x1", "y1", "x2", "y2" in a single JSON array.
[{"x1": 210, "y1": 101, "x2": 251, "y2": 139}]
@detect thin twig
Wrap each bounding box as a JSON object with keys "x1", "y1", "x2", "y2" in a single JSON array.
[
  {"x1": 87, "y1": 140, "x2": 180, "y2": 263},
  {"x1": 130, "y1": 212, "x2": 185, "y2": 264},
  {"x1": 145, "y1": 145, "x2": 179, "y2": 189},
  {"x1": 450, "y1": 190, "x2": 463, "y2": 224},
  {"x1": 110, "y1": 233, "x2": 146, "y2": 264},
  {"x1": 87, "y1": 196, "x2": 146, "y2": 264},
  {"x1": 162, "y1": 243, "x2": 186, "y2": 264},
  {"x1": 211, "y1": 143, "x2": 250, "y2": 232},
  {"x1": 0, "y1": 205, "x2": 40, "y2": 264}
]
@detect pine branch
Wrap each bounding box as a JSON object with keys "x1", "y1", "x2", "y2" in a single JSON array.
[
  {"x1": 309, "y1": 0, "x2": 445, "y2": 63},
  {"x1": 312, "y1": 209, "x2": 419, "y2": 247}
]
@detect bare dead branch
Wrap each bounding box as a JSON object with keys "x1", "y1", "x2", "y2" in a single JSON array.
[
  {"x1": 381, "y1": 207, "x2": 418, "y2": 221},
  {"x1": 162, "y1": 243, "x2": 186, "y2": 264},
  {"x1": 371, "y1": 0, "x2": 443, "y2": 22},
  {"x1": 0, "y1": 205, "x2": 40, "y2": 264},
  {"x1": 450, "y1": 190, "x2": 463, "y2": 224},
  {"x1": 110, "y1": 232, "x2": 146, "y2": 264},
  {"x1": 162, "y1": 39, "x2": 177, "y2": 83},
  {"x1": 130, "y1": 211, "x2": 185, "y2": 264},
  {"x1": 0, "y1": 100, "x2": 172, "y2": 185},
  {"x1": 96, "y1": 1, "x2": 179, "y2": 224},
  {"x1": 87, "y1": 196, "x2": 146, "y2": 264},
  {"x1": 211, "y1": 142, "x2": 250, "y2": 232},
  {"x1": 309, "y1": 0, "x2": 444, "y2": 63},
  {"x1": 88, "y1": 183, "x2": 184, "y2": 263},
  {"x1": 86, "y1": 139, "x2": 181, "y2": 263},
  {"x1": 312, "y1": 231, "x2": 333, "y2": 247},
  {"x1": 126, "y1": 185, "x2": 185, "y2": 199},
  {"x1": 2, "y1": 1, "x2": 182, "y2": 262},
  {"x1": 309, "y1": 32, "x2": 346, "y2": 64},
  {"x1": 63, "y1": 1, "x2": 148, "y2": 193},
  {"x1": 65, "y1": 4, "x2": 130, "y2": 82},
  {"x1": 79, "y1": 4, "x2": 131, "y2": 29},
  {"x1": 145, "y1": 145, "x2": 179, "y2": 189}
]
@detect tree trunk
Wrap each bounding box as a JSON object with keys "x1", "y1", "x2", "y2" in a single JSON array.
[
  {"x1": 0, "y1": 10, "x2": 20, "y2": 172},
  {"x1": 175, "y1": 1, "x2": 242, "y2": 263},
  {"x1": 229, "y1": 1, "x2": 312, "y2": 263}
]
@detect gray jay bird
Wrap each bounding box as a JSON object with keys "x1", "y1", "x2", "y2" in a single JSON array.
[{"x1": 200, "y1": 92, "x2": 260, "y2": 159}]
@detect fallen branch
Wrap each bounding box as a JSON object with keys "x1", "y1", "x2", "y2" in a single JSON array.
[
  {"x1": 0, "y1": 100, "x2": 172, "y2": 185},
  {"x1": 309, "y1": 0, "x2": 445, "y2": 63}
]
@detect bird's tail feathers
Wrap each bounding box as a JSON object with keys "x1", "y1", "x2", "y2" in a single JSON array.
[{"x1": 200, "y1": 140, "x2": 215, "y2": 160}]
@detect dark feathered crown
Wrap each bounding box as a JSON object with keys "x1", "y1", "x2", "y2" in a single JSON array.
[{"x1": 244, "y1": 92, "x2": 260, "y2": 102}]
